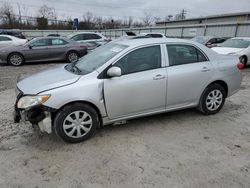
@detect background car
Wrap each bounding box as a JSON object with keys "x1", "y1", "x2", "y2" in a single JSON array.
[
  {"x1": 68, "y1": 32, "x2": 110, "y2": 45},
  {"x1": 139, "y1": 32, "x2": 167, "y2": 38},
  {"x1": 0, "y1": 35, "x2": 27, "y2": 48},
  {"x1": 0, "y1": 37, "x2": 87, "y2": 66},
  {"x1": 47, "y1": 34, "x2": 61, "y2": 37},
  {"x1": 0, "y1": 30, "x2": 26, "y2": 39},
  {"x1": 191, "y1": 36, "x2": 228, "y2": 48},
  {"x1": 212, "y1": 37, "x2": 250, "y2": 67}
]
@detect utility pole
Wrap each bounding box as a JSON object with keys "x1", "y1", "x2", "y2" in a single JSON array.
[{"x1": 180, "y1": 9, "x2": 187, "y2": 20}]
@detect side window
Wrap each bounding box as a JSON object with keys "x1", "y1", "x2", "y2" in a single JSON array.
[
  {"x1": 31, "y1": 39, "x2": 49, "y2": 47},
  {"x1": 115, "y1": 45, "x2": 161, "y2": 75},
  {"x1": 217, "y1": 38, "x2": 226, "y2": 43},
  {"x1": 84, "y1": 34, "x2": 101, "y2": 40},
  {"x1": 51, "y1": 38, "x2": 68, "y2": 46},
  {"x1": 197, "y1": 49, "x2": 207, "y2": 62},
  {"x1": 91, "y1": 34, "x2": 101, "y2": 39},
  {"x1": 147, "y1": 34, "x2": 163, "y2": 38},
  {"x1": 208, "y1": 38, "x2": 216, "y2": 44},
  {"x1": 0, "y1": 36, "x2": 12, "y2": 41},
  {"x1": 71, "y1": 34, "x2": 83, "y2": 41},
  {"x1": 167, "y1": 45, "x2": 208, "y2": 66}
]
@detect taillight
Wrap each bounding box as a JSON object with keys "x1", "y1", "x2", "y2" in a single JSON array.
[{"x1": 237, "y1": 63, "x2": 244, "y2": 70}]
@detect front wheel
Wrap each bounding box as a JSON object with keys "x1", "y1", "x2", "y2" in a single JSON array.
[
  {"x1": 198, "y1": 84, "x2": 226, "y2": 115},
  {"x1": 54, "y1": 103, "x2": 99, "y2": 143},
  {"x1": 8, "y1": 53, "x2": 24, "y2": 66}
]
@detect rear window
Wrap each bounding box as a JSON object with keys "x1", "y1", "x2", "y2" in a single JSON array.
[{"x1": 167, "y1": 44, "x2": 208, "y2": 66}]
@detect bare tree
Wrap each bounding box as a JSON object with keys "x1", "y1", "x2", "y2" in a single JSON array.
[
  {"x1": 142, "y1": 12, "x2": 154, "y2": 26},
  {"x1": 0, "y1": 2, "x2": 16, "y2": 27},
  {"x1": 38, "y1": 4, "x2": 56, "y2": 19}
]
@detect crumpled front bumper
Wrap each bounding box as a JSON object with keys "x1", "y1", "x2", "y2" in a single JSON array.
[{"x1": 14, "y1": 87, "x2": 56, "y2": 134}]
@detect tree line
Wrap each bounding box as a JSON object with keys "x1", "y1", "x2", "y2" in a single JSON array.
[{"x1": 0, "y1": 2, "x2": 186, "y2": 30}]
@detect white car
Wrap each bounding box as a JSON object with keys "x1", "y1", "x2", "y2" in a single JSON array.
[
  {"x1": 0, "y1": 35, "x2": 27, "y2": 48},
  {"x1": 212, "y1": 37, "x2": 250, "y2": 67},
  {"x1": 68, "y1": 32, "x2": 110, "y2": 45}
]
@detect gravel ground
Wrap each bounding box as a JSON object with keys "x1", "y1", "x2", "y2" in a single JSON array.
[{"x1": 0, "y1": 63, "x2": 250, "y2": 188}]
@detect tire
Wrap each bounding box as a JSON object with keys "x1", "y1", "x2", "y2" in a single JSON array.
[
  {"x1": 240, "y1": 56, "x2": 248, "y2": 68},
  {"x1": 8, "y1": 53, "x2": 24, "y2": 66},
  {"x1": 198, "y1": 84, "x2": 226, "y2": 115},
  {"x1": 54, "y1": 103, "x2": 99, "y2": 143},
  {"x1": 66, "y1": 51, "x2": 79, "y2": 63}
]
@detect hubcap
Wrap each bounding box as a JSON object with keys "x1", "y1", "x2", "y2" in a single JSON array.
[
  {"x1": 63, "y1": 111, "x2": 92, "y2": 138},
  {"x1": 10, "y1": 55, "x2": 22, "y2": 65},
  {"x1": 68, "y1": 53, "x2": 78, "y2": 63},
  {"x1": 206, "y1": 89, "x2": 223, "y2": 111}
]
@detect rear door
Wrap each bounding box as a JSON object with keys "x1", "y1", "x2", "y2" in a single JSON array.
[
  {"x1": 166, "y1": 44, "x2": 214, "y2": 108},
  {"x1": 104, "y1": 45, "x2": 167, "y2": 119},
  {"x1": 48, "y1": 38, "x2": 69, "y2": 60}
]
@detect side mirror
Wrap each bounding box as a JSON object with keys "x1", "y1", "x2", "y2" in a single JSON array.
[
  {"x1": 28, "y1": 45, "x2": 33, "y2": 49},
  {"x1": 107, "y1": 66, "x2": 121, "y2": 78}
]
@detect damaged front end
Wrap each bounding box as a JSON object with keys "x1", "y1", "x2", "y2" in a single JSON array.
[{"x1": 14, "y1": 87, "x2": 55, "y2": 134}]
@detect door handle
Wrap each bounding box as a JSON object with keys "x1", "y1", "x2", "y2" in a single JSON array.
[
  {"x1": 201, "y1": 67, "x2": 211, "y2": 72},
  {"x1": 153, "y1": 74, "x2": 166, "y2": 80}
]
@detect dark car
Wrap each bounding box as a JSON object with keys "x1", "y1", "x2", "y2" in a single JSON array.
[
  {"x1": 47, "y1": 34, "x2": 61, "y2": 37},
  {"x1": 0, "y1": 37, "x2": 87, "y2": 66},
  {"x1": 0, "y1": 30, "x2": 26, "y2": 39},
  {"x1": 191, "y1": 36, "x2": 228, "y2": 48}
]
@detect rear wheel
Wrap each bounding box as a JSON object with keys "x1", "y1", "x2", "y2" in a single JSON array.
[
  {"x1": 54, "y1": 103, "x2": 99, "y2": 143},
  {"x1": 8, "y1": 53, "x2": 24, "y2": 66},
  {"x1": 66, "y1": 51, "x2": 79, "y2": 63},
  {"x1": 198, "y1": 84, "x2": 226, "y2": 115}
]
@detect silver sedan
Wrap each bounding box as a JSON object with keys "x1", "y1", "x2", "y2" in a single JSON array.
[
  {"x1": 14, "y1": 38, "x2": 243, "y2": 142},
  {"x1": 0, "y1": 37, "x2": 87, "y2": 66}
]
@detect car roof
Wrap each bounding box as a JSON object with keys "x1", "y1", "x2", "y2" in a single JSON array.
[
  {"x1": 0, "y1": 34, "x2": 17, "y2": 38},
  {"x1": 231, "y1": 37, "x2": 250, "y2": 41},
  {"x1": 112, "y1": 38, "x2": 197, "y2": 47},
  {"x1": 71, "y1": 32, "x2": 102, "y2": 35}
]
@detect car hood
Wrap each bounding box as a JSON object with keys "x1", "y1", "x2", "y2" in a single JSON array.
[
  {"x1": 17, "y1": 64, "x2": 81, "y2": 95},
  {"x1": 211, "y1": 47, "x2": 244, "y2": 55}
]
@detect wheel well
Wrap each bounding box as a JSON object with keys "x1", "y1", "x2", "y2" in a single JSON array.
[
  {"x1": 55, "y1": 100, "x2": 103, "y2": 127},
  {"x1": 208, "y1": 80, "x2": 228, "y2": 97},
  {"x1": 241, "y1": 55, "x2": 248, "y2": 63},
  {"x1": 7, "y1": 52, "x2": 25, "y2": 62},
  {"x1": 67, "y1": 50, "x2": 79, "y2": 56}
]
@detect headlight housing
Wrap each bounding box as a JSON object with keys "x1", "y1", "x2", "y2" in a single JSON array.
[{"x1": 17, "y1": 95, "x2": 50, "y2": 109}]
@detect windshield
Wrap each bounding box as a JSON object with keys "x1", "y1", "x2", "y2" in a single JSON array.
[
  {"x1": 73, "y1": 43, "x2": 128, "y2": 74},
  {"x1": 221, "y1": 39, "x2": 250, "y2": 48},
  {"x1": 191, "y1": 36, "x2": 211, "y2": 44}
]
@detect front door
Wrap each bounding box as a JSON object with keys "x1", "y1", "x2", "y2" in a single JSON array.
[
  {"x1": 104, "y1": 45, "x2": 167, "y2": 119},
  {"x1": 23, "y1": 38, "x2": 50, "y2": 61}
]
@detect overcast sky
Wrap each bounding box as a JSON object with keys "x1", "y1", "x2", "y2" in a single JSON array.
[{"x1": 2, "y1": 0, "x2": 250, "y2": 21}]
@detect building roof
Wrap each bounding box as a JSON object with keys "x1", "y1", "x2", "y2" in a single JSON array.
[{"x1": 156, "y1": 11, "x2": 250, "y2": 25}]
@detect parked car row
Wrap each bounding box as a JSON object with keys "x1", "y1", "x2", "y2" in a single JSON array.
[
  {"x1": 192, "y1": 36, "x2": 250, "y2": 67},
  {"x1": 0, "y1": 37, "x2": 87, "y2": 66},
  {"x1": 0, "y1": 32, "x2": 112, "y2": 66}
]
